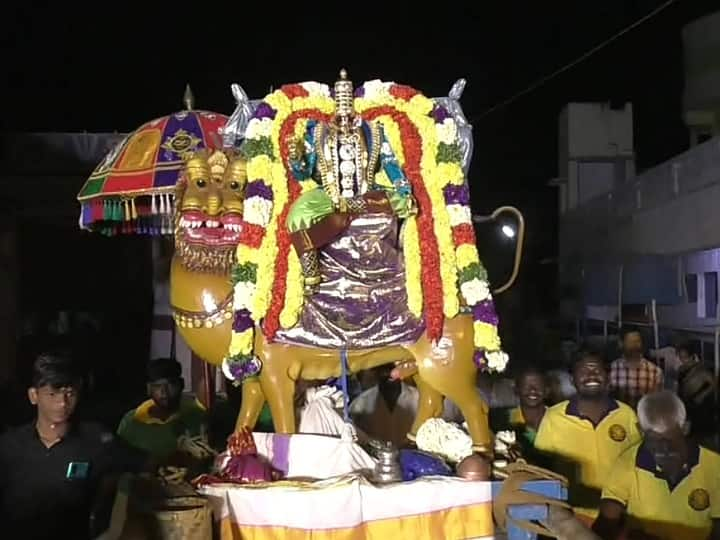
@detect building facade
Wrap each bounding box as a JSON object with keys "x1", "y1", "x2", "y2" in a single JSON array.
[{"x1": 554, "y1": 11, "x2": 720, "y2": 367}]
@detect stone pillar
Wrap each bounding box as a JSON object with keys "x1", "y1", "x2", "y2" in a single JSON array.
[{"x1": 149, "y1": 237, "x2": 174, "y2": 360}]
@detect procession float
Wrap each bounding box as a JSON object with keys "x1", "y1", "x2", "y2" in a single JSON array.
[
  {"x1": 223, "y1": 70, "x2": 519, "y2": 455},
  {"x1": 76, "y1": 73, "x2": 577, "y2": 540}
]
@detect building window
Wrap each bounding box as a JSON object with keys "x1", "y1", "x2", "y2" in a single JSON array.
[
  {"x1": 685, "y1": 274, "x2": 698, "y2": 302},
  {"x1": 577, "y1": 161, "x2": 614, "y2": 204},
  {"x1": 704, "y1": 272, "x2": 718, "y2": 318}
]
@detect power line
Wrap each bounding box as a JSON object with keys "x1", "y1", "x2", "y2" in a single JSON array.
[{"x1": 472, "y1": 0, "x2": 679, "y2": 121}]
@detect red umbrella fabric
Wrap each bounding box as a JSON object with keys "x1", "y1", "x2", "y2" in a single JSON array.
[{"x1": 77, "y1": 103, "x2": 227, "y2": 235}]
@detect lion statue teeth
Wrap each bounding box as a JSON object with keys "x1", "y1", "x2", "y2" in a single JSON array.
[
  {"x1": 169, "y1": 149, "x2": 248, "y2": 365},
  {"x1": 174, "y1": 149, "x2": 247, "y2": 275}
]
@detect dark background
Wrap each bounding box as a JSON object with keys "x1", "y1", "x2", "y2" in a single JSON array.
[{"x1": 2, "y1": 1, "x2": 718, "y2": 401}]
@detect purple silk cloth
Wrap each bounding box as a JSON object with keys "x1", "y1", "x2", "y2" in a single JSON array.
[
  {"x1": 274, "y1": 213, "x2": 425, "y2": 349},
  {"x1": 223, "y1": 454, "x2": 275, "y2": 483},
  {"x1": 271, "y1": 434, "x2": 291, "y2": 476}
]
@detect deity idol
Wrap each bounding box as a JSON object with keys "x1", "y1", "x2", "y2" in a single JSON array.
[{"x1": 285, "y1": 69, "x2": 417, "y2": 294}]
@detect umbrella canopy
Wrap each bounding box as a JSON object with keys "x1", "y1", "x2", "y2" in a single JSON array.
[{"x1": 77, "y1": 89, "x2": 227, "y2": 235}]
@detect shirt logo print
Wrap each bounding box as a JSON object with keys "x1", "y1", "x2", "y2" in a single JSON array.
[
  {"x1": 689, "y1": 488, "x2": 710, "y2": 511},
  {"x1": 608, "y1": 424, "x2": 627, "y2": 442}
]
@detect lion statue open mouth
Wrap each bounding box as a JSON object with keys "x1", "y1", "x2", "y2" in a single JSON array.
[{"x1": 174, "y1": 149, "x2": 246, "y2": 274}]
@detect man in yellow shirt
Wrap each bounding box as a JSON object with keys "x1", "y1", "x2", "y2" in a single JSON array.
[
  {"x1": 490, "y1": 369, "x2": 548, "y2": 466},
  {"x1": 507, "y1": 368, "x2": 547, "y2": 446},
  {"x1": 593, "y1": 390, "x2": 720, "y2": 540},
  {"x1": 535, "y1": 352, "x2": 641, "y2": 522}
]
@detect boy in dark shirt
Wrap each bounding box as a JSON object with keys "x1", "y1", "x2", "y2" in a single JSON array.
[{"x1": 0, "y1": 353, "x2": 142, "y2": 540}]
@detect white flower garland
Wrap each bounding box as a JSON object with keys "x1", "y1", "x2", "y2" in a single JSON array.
[
  {"x1": 486, "y1": 351, "x2": 510, "y2": 372},
  {"x1": 436, "y1": 118, "x2": 458, "y2": 145},
  {"x1": 300, "y1": 82, "x2": 331, "y2": 97},
  {"x1": 460, "y1": 278, "x2": 491, "y2": 306},
  {"x1": 249, "y1": 117, "x2": 274, "y2": 138},
  {"x1": 445, "y1": 204, "x2": 472, "y2": 227},
  {"x1": 243, "y1": 196, "x2": 273, "y2": 227},
  {"x1": 415, "y1": 418, "x2": 473, "y2": 464}
]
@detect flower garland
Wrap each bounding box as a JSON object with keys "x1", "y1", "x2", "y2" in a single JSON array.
[
  {"x1": 415, "y1": 418, "x2": 473, "y2": 464},
  {"x1": 224, "y1": 80, "x2": 507, "y2": 383},
  {"x1": 358, "y1": 81, "x2": 507, "y2": 373},
  {"x1": 224, "y1": 84, "x2": 334, "y2": 381}
]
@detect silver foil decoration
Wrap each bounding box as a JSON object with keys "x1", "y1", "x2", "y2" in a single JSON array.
[
  {"x1": 274, "y1": 213, "x2": 424, "y2": 349},
  {"x1": 433, "y1": 78, "x2": 474, "y2": 175},
  {"x1": 222, "y1": 84, "x2": 260, "y2": 149}
]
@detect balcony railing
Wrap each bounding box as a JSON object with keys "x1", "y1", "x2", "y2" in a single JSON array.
[{"x1": 566, "y1": 135, "x2": 720, "y2": 222}]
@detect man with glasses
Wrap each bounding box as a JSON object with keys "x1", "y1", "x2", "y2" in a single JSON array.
[{"x1": 117, "y1": 357, "x2": 208, "y2": 459}]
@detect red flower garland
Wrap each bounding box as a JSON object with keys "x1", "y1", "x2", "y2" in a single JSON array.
[
  {"x1": 389, "y1": 84, "x2": 420, "y2": 101},
  {"x1": 279, "y1": 84, "x2": 309, "y2": 100},
  {"x1": 239, "y1": 222, "x2": 266, "y2": 249},
  {"x1": 262, "y1": 108, "x2": 331, "y2": 340},
  {"x1": 363, "y1": 106, "x2": 445, "y2": 340},
  {"x1": 451, "y1": 223, "x2": 475, "y2": 247}
]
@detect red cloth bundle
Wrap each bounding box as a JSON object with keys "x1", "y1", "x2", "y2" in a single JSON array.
[{"x1": 193, "y1": 429, "x2": 280, "y2": 487}]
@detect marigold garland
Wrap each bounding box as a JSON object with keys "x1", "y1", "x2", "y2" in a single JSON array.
[
  {"x1": 224, "y1": 79, "x2": 507, "y2": 383},
  {"x1": 361, "y1": 105, "x2": 444, "y2": 339}
]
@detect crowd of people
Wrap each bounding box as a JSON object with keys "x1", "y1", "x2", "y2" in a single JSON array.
[
  {"x1": 504, "y1": 330, "x2": 719, "y2": 540},
  {"x1": 0, "y1": 327, "x2": 718, "y2": 540}
]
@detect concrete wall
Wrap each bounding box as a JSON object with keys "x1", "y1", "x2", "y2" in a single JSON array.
[
  {"x1": 560, "y1": 103, "x2": 634, "y2": 159},
  {"x1": 560, "y1": 136, "x2": 720, "y2": 261},
  {"x1": 682, "y1": 11, "x2": 720, "y2": 140},
  {"x1": 683, "y1": 11, "x2": 720, "y2": 113},
  {"x1": 557, "y1": 103, "x2": 635, "y2": 213}
]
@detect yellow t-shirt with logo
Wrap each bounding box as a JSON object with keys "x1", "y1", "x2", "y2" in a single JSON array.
[
  {"x1": 602, "y1": 443, "x2": 720, "y2": 540},
  {"x1": 534, "y1": 398, "x2": 641, "y2": 519}
]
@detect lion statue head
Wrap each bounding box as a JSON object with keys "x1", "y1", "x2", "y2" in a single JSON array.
[{"x1": 174, "y1": 149, "x2": 247, "y2": 274}]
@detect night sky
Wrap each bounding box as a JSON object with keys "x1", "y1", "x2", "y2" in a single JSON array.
[
  {"x1": 5, "y1": 1, "x2": 716, "y2": 216},
  {"x1": 3, "y1": 0, "x2": 718, "y2": 360}
]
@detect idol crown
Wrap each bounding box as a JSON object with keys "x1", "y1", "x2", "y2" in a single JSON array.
[
  {"x1": 184, "y1": 149, "x2": 229, "y2": 182},
  {"x1": 334, "y1": 68, "x2": 353, "y2": 95},
  {"x1": 207, "y1": 150, "x2": 229, "y2": 178},
  {"x1": 334, "y1": 68, "x2": 354, "y2": 116}
]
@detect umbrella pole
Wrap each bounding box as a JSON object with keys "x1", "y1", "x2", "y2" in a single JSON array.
[{"x1": 203, "y1": 360, "x2": 215, "y2": 411}]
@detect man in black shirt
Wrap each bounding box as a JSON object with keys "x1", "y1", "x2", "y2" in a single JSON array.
[{"x1": 0, "y1": 353, "x2": 143, "y2": 540}]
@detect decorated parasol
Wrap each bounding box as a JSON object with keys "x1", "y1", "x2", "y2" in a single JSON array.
[{"x1": 76, "y1": 86, "x2": 228, "y2": 236}]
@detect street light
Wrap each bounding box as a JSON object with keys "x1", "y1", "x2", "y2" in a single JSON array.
[{"x1": 471, "y1": 206, "x2": 525, "y2": 294}]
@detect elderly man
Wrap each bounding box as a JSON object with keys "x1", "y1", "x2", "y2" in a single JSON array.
[
  {"x1": 610, "y1": 329, "x2": 663, "y2": 408},
  {"x1": 593, "y1": 390, "x2": 720, "y2": 540},
  {"x1": 535, "y1": 352, "x2": 641, "y2": 522}
]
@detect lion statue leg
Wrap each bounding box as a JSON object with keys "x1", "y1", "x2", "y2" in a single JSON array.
[
  {"x1": 406, "y1": 315, "x2": 492, "y2": 453},
  {"x1": 235, "y1": 378, "x2": 265, "y2": 432},
  {"x1": 408, "y1": 374, "x2": 445, "y2": 441}
]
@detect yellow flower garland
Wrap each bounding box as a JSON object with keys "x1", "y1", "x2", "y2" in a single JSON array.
[
  {"x1": 229, "y1": 81, "x2": 503, "y2": 376},
  {"x1": 356, "y1": 93, "x2": 460, "y2": 320},
  {"x1": 402, "y1": 216, "x2": 423, "y2": 317},
  {"x1": 241, "y1": 92, "x2": 336, "y2": 331}
]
